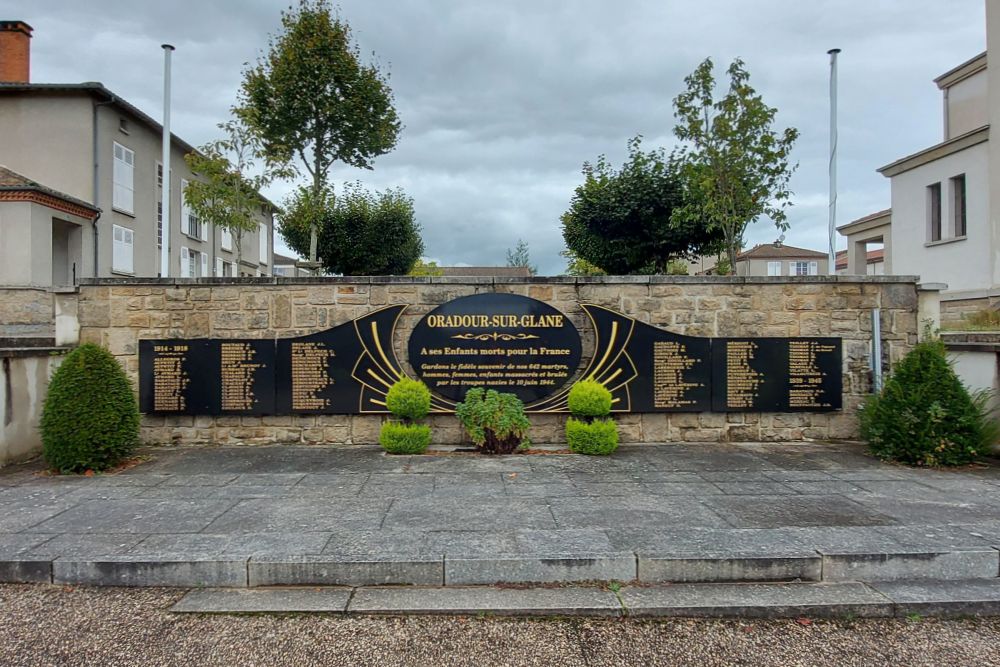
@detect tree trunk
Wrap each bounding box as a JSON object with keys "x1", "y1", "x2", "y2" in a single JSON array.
[{"x1": 727, "y1": 240, "x2": 738, "y2": 276}]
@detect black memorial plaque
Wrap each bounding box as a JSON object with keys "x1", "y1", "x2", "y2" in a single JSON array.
[
  {"x1": 711, "y1": 337, "x2": 842, "y2": 412},
  {"x1": 408, "y1": 293, "x2": 582, "y2": 405}
]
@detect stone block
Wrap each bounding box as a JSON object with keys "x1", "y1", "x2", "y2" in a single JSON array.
[
  {"x1": 869, "y1": 579, "x2": 1000, "y2": 617},
  {"x1": 248, "y1": 555, "x2": 443, "y2": 586},
  {"x1": 820, "y1": 549, "x2": 999, "y2": 582},
  {"x1": 172, "y1": 588, "x2": 352, "y2": 613},
  {"x1": 0, "y1": 559, "x2": 51, "y2": 583},
  {"x1": 53, "y1": 557, "x2": 248, "y2": 587},
  {"x1": 444, "y1": 553, "x2": 635, "y2": 585},
  {"x1": 637, "y1": 554, "x2": 822, "y2": 583},
  {"x1": 348, "y1": 586, "x2": 622, "y2": 617}
]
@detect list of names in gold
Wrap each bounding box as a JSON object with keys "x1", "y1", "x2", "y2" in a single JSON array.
[
  {"x1": 290, "y1": 342, "x2": 336, "y2": 410},
  {"x1": 152, "y1": 344, "x2": 190, "y2": 412},
  {"x1": 725, "y1": 340, "x2": 763, "y2": 409},
  {"x1": 788, "y1": 340, "x2": 836, "y2": 408},
  {"x1": 220, "y1": 342, "x2": 265, "y2": 411},
  {"x1": 652, "y1": 340, "x2": 703, "y2": 408}
]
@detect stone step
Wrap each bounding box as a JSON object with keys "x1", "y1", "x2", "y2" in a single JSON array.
[
  {"x1": 6, "y1": 546, "x2": 996, "y2": 588},
  {"x1": 168, "y1": 580, "x2": 1000, "y2": 618}
]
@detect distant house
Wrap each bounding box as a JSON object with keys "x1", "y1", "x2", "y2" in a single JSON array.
[
  {"x1": 272, "y1": 253, "x2": 320, "y2": 278},
  {"x1": 438, "y1": 266, "x2": 533, "y2": 278},
  {"x1": 835, "y1": 248, "x2": 885, "y2": 276},
  {"x1": 0, "y1": 20, "x2": 275, "y2": 286},
  {"x1": 732, "y1": 243, "x2": 829, "y2": 277},
  {"x1": 839, "y1": 4, "x2": 1000, "y2": 321}
]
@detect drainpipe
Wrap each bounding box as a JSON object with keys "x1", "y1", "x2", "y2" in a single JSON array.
[{"x1": 91, "y1": 93, "x2": 115, "y2": 277}]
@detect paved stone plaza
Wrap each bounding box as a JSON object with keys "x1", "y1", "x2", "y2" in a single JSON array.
[{"x1": 2, "y1": 443, "x2": 1000, "y2": 589}]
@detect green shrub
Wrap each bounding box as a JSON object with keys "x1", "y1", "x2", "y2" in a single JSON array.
[
  {"x1": 40, "y1": 343, "x2": 139, "y2": 473},
  {"x1": 455, "y1": 388, "x2": 530, "y2": 455},
  {"x1": 566, "y1": 417, "x2": 619, "y2": 456},
  {"x1": 567, "y1": 379, "x2": 613, "y2": 418},
  {"x1": 379, "y1": 421, "x2": 432, "y2": 454},
  {"x1": 860, "y1": 339, "x2": 998, "y2": 466},
  {"x1": 385, "y1": 377, "x2": 431, "y2": 421}
]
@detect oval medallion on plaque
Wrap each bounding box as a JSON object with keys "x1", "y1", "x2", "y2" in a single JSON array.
[{"x1": 408, "y1": 293, "x2": 582, "y2": 404}]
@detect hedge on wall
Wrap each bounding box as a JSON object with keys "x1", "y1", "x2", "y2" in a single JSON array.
[{"x1": 40, "y1": 343, "x2": 140, "y2": 473}]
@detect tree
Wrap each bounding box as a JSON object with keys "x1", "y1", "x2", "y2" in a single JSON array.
[
  {"x1": 560, "y1": 248, "x2": 605, "y2": 276},
  {"x1": 672, "y1": 58, "x2": 799, "y2": 271},
  {"x1": 184, "y1": 117, "x2": 291, "y2": 270},
  {"x1": 506, "y1": 239, "x2": 537, "y2": 275},
  {"x1": 409, "y1": 259, "x2": 444, "y2": 276},
  {"x1": 240, "y1": 0, "x2": 401, "y2": 264},
  {"x1": 280, "y1": 182, "x2": 423, "y2": 275},
  {"x1": 561, "y1": 136, "x2": 724, "y2": 275}
]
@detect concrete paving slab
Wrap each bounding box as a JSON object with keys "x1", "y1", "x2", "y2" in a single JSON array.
[
  {"x1": 869, "y1": 579, "x2": 1000, "y2": 616},
  {"x1": 202, "y1": 498, "x2": 391, "y2": 533},
  {"x1": 348, "y1": 585, "x2": 622, "y2": 617},
  {"x1": 53, "y1": 557, "x2": 248, "y2": 587},
  {"x1": 25, "y1": 499, "x2": 238, "y2": 534},
  {"x1": 171, "y1": 587, "x2": 352, "y2": 613},
  {"x1": 0, "y1": 558, "x2": 51, "y2": 583},
  {"x1": 26, "y1": 533, "x2": 147, "y2": 558},
  {"x1": 620, "y1": 582, "x2": 893, "y2": 618},
  {"x1": 444, "y1": 553, "x2": 635, "y2": 585},
  {"x1": 820, "y1": 549, "x2": 1000, "y2": 581},
  {"x1": 702, "y1": 494, "x2": 896, "y2": 528},
  {"x1": 248, "y1": 555, "x2": 443, "y2": 587}
]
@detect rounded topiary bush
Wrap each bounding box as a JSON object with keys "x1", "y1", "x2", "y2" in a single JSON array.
[
  {"x1": 568, "y1": 379, "x2": 613, "y2": 418},
  {"x1": 379, "y1": 421, "x2": 432, "y2": 455},
  {"x1": 566, "y1": 417, "x2": 619, "y2": 456},
  {"x1": 40, "y1": 343, "x2": 140, "y2": 473},
  {"x1": 385, "y1": 377, "x2": 432, "y2": 421},
  {"x1": 860, "y1": 339, "x2": 997, "y2": 466},
  {"x1": 455, "y1": 388, "x2": 530, "y2": 455}
]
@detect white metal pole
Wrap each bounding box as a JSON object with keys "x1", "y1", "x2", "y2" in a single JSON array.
[
  {"x1": 827, "y1": 48, "x2": 840, "y2": 276},
  {"x1": 160, "y1": 44, "x2": 175, "y2": 277}
]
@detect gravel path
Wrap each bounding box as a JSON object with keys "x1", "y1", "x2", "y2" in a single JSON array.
[{"x1": 3, "y1": 584, "x2": 1000, "y2": 666}]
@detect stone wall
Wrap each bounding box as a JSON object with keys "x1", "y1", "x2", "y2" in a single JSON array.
[
  {"x1": 941, "y1": 293, "x2": 1000, "y2": 328},
  {"x1": 75, "y1": 276, "x2": 921, "y2": 446},
  {"x1": 0, "y1": 349, "x2": 66, "y2": 466},
  {"x1": 0, "y1": 287, "x2": 53, "y2": 338}
]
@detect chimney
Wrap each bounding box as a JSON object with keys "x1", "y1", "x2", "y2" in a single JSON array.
[{"x1": 0, "y1": 20, "x2": 32, "y2": 83}]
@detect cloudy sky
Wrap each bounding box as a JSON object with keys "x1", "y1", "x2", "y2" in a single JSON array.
[{"x1": 8, "y1": 0, "x2": 987, "y2": 274}]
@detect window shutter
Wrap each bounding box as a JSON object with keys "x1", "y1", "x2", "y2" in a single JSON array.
[
  {"x1": 809, "y1": 261, "x2": 818, "y2": 276},
  {"x1": 200, "y1": 252, "x2": 208, "y2": 278},
  {"x1": 258, "y1": 222, "x2": 268, "y2": 264},
  {"x1": 216, "y1": 257, "x2": 223, "y2": 277},
  {"x1": 201, "y1": 220, "x2": 208, "y2": 242},
  {"x1": 123, "y1": 228, "x2": 133, "y2": 273},
  {"x1": 180, "y1": 180, "x2": 190, "y2": 235},
  {"x1": 180, "y1": 246, "x2": 189, "y2": 277}
]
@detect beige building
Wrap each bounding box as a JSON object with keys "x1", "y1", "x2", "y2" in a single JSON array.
[
  {"x1": 0, "y1": 20, "x2": 274, "y2": 288},
  {"x1": 840, "y1": 2, "x2": 1000, "y2": 321},
  {"x1": 731, "y1": 243, "x2": 829, "y2": 277}
]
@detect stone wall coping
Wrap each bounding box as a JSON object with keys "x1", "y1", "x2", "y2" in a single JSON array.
[
  {"x1": 941, "y1": 331, "x2": 1000, "y2": 344},
  {"x1": 75, "y1": 275, "x2": 921, "y2": 287},
  {"x1": 0, "y1": 346, "x2": 71, "y2": 359}
]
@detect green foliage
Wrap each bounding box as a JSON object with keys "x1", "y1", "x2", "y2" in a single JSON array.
[
  {"x1": 385, "y1": 377, "x2": 431, "y2": 421},
  {"x1": 184, "y1": 117, "x2": 291, "y2": 268},
  {"x1": 409, "y1": 259, "x2": 444, "y2": 276},
  {"x1": 950, "y1": 308, "x2": 1000, "y2": 331},
  {"x1": 860, "y1": 339, "x2": 998, "y2": 466},
  {"x1": 379, "y1": 421, "x2": 431, "y2": 455},
  {"x1": 666, "y1": 259, "x2": 689, "y2": 275},
  {"x1": 568, "y1": 379, "x2": 613, "y2": 418},
  {"x1": 455, "y1": 388, "x2": 531, "y2": 455},
  {"x1": 240, "y1": 0, "x2": 401, "y2": 262},
  {"x1": 561, "y1": 136, "x2": 725, "y2": 275},
  {"x1": 280, "y1": 182, "x2": 423, "y2": 275},
  {"x1": 560, "y1": 248, "x2": 605, "y2": 276},
  {"x1": 506, "y1": 239, "x2": 537, "y2": 275},
  {"x1": 40, "y1": 344, "x2": 139, "y2": 473},
  {"x1": 672, "y1": 58, "x2": 800, "y2": 272},
  {"x1": 566, "y1": 417, "x2": 619, "y2": 456},
  {"x1": 713, "y1": 254, "x2": 732, "y2": 276}
]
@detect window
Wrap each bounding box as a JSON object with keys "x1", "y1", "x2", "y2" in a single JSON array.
[
  {"x1": 766, "y1": 261, "x2": 781, "y2": 276},
  {"x1": 951, "y1": 174, "x2": 967, "y2": 237},
  {"x1": 156, "y1": 162, "x2": 163, "y2": 188},
  {"x1": 118, "y1": 118, "x2": 129, "y2": 134},
  {"x1": 258, "y1": 222, "x2": 268, "y2": 264},
  {"x1": 156, "y1": 201, "x2": 163, "y2": 248},
  {"x1": 112, "y1": 142, "x2": 134, "y2": 214},
  {"x1": 216, "y1": 257, "x2": 235, "y2": 277},
  {"x1": 221, "y1": 227, "x2": 232, "y2": 251},
  {"x1": 112, "y1": 225, "x2": 134, "y2": 273},
  {"x1": 928, "y1": 182, "x2": 942, "y2": 242},
  {"x1": 181, "y1": 247, "x2": 207, "y2": 277},
  {"x1": 180, "y1": 179, "x2": 205, "y2": 240},
  {"x1": 791, "y1": 261, "x2": 818, "y2": 276}
]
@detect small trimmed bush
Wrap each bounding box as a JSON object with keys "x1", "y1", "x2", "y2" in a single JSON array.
[
  {"x1": 860, "y1": 339, "x2": 998, "y2": 466},
  {"x1": 567, "y1": 379, "x2": 613, "y2": 418},
  {"x1": 380, "y1": 377, "x2": 433, "y2": 454},
  {"x1": 566, "y1": 417, "x2": 619, "y2": 456},
  {"x1": 379, "y1": 421, "x2": 432, "y2": 454},
  {"x1": 40, "y1": 343, "x2": 139, "y2": 473},
  {"x1": 455, "y1": 388, "x2": 530, "y2": 455},
  {"x1": 385, "y1": 377, "x2": 431, "y2": 421}
]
